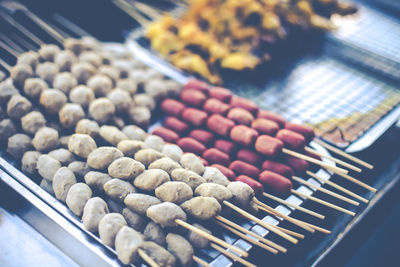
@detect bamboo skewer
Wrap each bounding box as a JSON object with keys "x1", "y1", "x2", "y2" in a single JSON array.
[
  {"x1": 214, "y1": 221, "x2": 279, "y2": 254},
  {"x1": 223, "y1": 201, "x2": 298, "y2": 244},
  {"x1": 305, "y1": 147, "x2": 362, "y2": 173},
  {"x1": 314, "y1": 139, "x2": 373, "y2": 169},
  {"x1": 271, "y1": 225, "x2": 305, "y2": 239},
  {"x1": 253, "y1": 198, "x2": 315, "y2": 233},
  {"x1": 334, "y1": 171, "x2": 377, "y2": 193},
  {"x1": 113, "y1": 0, "x2": 151, "y2": 26},
  {"x1": 209, "y1": 243, "x2": 256, "y2": 267},
  {"x1": 262, "y1": 192, "x2": 325, "y2": 219},
  {"x1": 282, "y1": 148, "x2": 348, "y2": 174},
  {"x1": 293, "y1": 176, "x2": 360, "y2": 206},
  {"x1": 0, "y1": 41, "x2": 20, "y2": 57},
  {"x1": 306, "y1": 171, "x2": 369, "y2": 203},
  {"x1": 192, "y1": 256, "x2": 212, "y2": 267},
  {"x1": 138, "y1": 249, "x2": 160, "y2": 267},
  {"x1": 215, "y1": 216, "x2": 287, "y2": 253},
  {"x1": 175, "y1": 219, "x2": 248, "y2": 257},
  {"x1": 291, "y1": 190, "x2": 356, "y2": 216},
  {"x1": 0, "y1": 58, "x2": 11, "y2": 72}
]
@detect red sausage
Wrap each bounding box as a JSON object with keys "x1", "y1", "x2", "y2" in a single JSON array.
[
  {"x1": 259, "y1": 170, "x2": 292, "y2": 196},
  {"x1": 285, "y1": 155, "x2": 309, "y2": 174},
  {"x1": 285, "y1": 122, "x2": 315, "y2": 142},
  {"x1": 189, "y1": 129, "x2": 215, "y2": 146},
  {"x1": 257, "y1": 110, "x2": 286, "y2": 127},
  {"x1": 236, "y1": 175, "x2": 264, "y2": 195},
  {"x1": 164, "y1": 117, "x2": 189, "y2": 135},
  {"x1": 251, "y1": 118, "x2": 279, "y2": 136},
  {"x1": 227, "y1": 107, "x2": 254, "y2": 126},
  {"x1": 255, "y1": 135, "x2": 284, "y2": 157},
  {"x1": 209, "y1": 87, "x2": 232, "y2": 103},
  {"x1": 161, "y1": 99, "x2": 186, "y2": 117},
  {"x1": 203, "y1": 148, "x2": 231, "y2": 165},
  {"x1": 203, "y1": 98, "x2": 229, "y2": 115},
  {"x1": 180, "y1": 89, "x2": 206, "y2": 107},
  {"x1": 181, "y1": 108, "x2": 208, "y2": 127},
  {"x1": 262, "y1": 160, "x2": 294, "y2": 178},
  {"x1": 183, "y1": 79, "x2": 209, "y2": 94},
  {"x1": 212, "y1": 164, "x2": 236, "y2": 181},
  {"x1": 207, "y1": 114, "x2": 235, "y2": 136},
  {"x1": 214, "y1": 139, "x2": 236, "y2": 156},
  {"x1": 177, "y1": 137, "x2": 207, "y2": 154},
  {"x1": 236, "y1": 149, "x2": 261, "y2": 166},
  {"x1": 276, "y1": 129, "x2": 306, "y2": 151},
  {"x1": 230, "y1": 125, "x2": 259, "y2": 147},
  {"x1": 229, "y1": 160, "x2": 261, "y2": 177},
  {"x1": 230, "y1": 97, "x2": 259, "y2": 115},
  {"x1": 152, "y1": 127, "x2": 179, "y2": 143}
]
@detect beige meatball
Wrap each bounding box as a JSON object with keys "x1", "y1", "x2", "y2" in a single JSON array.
[
  {"x1": 180, "y1": 153, "x2": 205, "y2": 175},
  {"x1": 143, "y1": 135, "x2": 165, "y2": 152},
  {"x1": 227, "y1": 181, "x2": 255, "y2": 208},
  {"x1": 81, "y1": 36, "x2": 100, "y2": 51},
  {"x1": 21, "y1": 151, "x2": 41, "y2": 175},
  {"x1": 39, "y1": 89, "x2": 67, "y2": 114},
  {"x1": 53, "y1": 72, "x2": 77, "y2": 93},
  {"x1": 54, "y1": 50, "x2": 77, "y2": 72},
  {"x1": 84, "y1": 171, "x2": 112, "y2": 192},
  {"x1": 117, "y1": 140, "x2": 143, "y2": 157},
  {"x1": 79, "y1": 51, "x2": 102, "y2": 68},
  {"x1": 166, "y1": 233, "x2": 194, "y2": 266},
  {"x1": 87, "y1": 74, "x2": 113, "y2": 97},
  {"x1": 143, "y1": 79, "x2": 167, "y2": 101},
  {"x1": 202, "y1": 166, "x2": 230, "y2": 186},
  {"x1": 147, "y1": 202, "x2": 187, "y2": 227},
  {"x1": 133, "y1": 94, "x2": 155, "y2": 111},
  {"x1": 104, "y1": 178, "x2": 136, "y2": 202},
  {"x1": 87, "y1": 146, "x2": 123, "y2": 170},
  {"x1": 52, "y1": 167, "x2": 77, "y2": 202},
  {"x1": 99, "y1": 125, "x2": 129, "y2": 146},
  {"x1": 122, "y1": 125, "x2": 147, "y2": 141},
  {"x1": 140, "y1": 241, "x2": 176, "y2": 267},
  {"x1": 98, "y1": 65, "x2": 119, "y2": 84},
  {"x1": 107, "y1": 88, "x2": 132, "y2": 113},
  {"x1": 21, "y1": 111, "x2": 46, "y2": 135},
  {"x1": 161, "y1": 144, "x2": 183, "y2": 162},
  {"x1": 59, "y1": 103, "x2": 85, "y2": 128},
  {"x1": 88, "y1": 97, "x2": 115, "y2": 123},
  {"x1": 134, "y1": 148, "x2": 164, "y2": 167},
  {"x1": 122, "y1": 208, "x2": 146, "y2": 232},
  {"x1": 37, "y1": 154, "x2": 61, "y2": 181},
  {"x1": 71, "y1": 62, "x2": 96, "y2": 84},
  {"x1": 181, "y1": 196, "x2": 221, "y2": 220},
  {"x1": 148, "y1": 158, "x2": 181, "y2": 175},
  {"x1": 115, "y1": 226, "x2": 144, "y2": 265},
  {"x1": 40, "y1": 179, "x2": 54, "y2": 195},
  {"x1": 99, "y1": 213, "x2": 127, "y2": 247},
  {"x1": 64, "y1": 38, "x2": 84, "y2": 55},
  {"x1": 0, "y1": 119, "x2": 16, "y2": 141},
  {"x1": 59, "y1": 135, "x2": 71, "y2": 148},
  {"x1": 68, "y1": 161, "x2": 92, "y2": 179},
  {"x1": 36, "y1": 62, "x2": 59, "y2": 85},
  {"x1": 144, "y1": 222, "x2": 166, "y2": 246},
  {"x1": 10, "y1": 64, "x2": 33, "y2": 88},
  {"x1": 69, "y1": 85, "x2": 94, "y2": 107},
  {"x1": 108, "y1": 157, "x2": 145, "y2": 180},
  {"x1": 124, "y1": 193, "x2": 161, "y2": 216},
  {"x1": 75, "y1": 119, "x2": 99, "y2": 138},
  {"x1": 7, "y1": 95, "x2": 32, "y2": 119},
  {"x1": 133, "y1": 169, "x2": 169, "y2": 191},
  {"x1": 171, "y1": 168, "x2": 205, "y2": 191},
  {"x1": 155, "y1": 181, "x2": 193, "y2": 204},
  {"x1": 68, "y1": 134, "x2": 97, "y2": 158},
  {"x1": 116, "y1": 79, "x2": 137, "y2": 96},
  {"x1": 186, "y1": 223, "x2": 210, "y2": 249},
  {"x1": 66, "y1": 182, "x2": 92, "y2": 216},
  {"x1": 38, "y1": 44, "x2": 60, "y2": 62},
  {"x1": 24, "y1": 78, "x2": 48, "y2": 99},
  {"x1": 164, "y1": 79, "x2": 181, "y2": 97},
  {"x1": 7, "y1": 134, "x2": 32, "y2": 159},
  {"x1": 48, "y1": 148, "x2": 76, "y2": 165},
  {"x1": 17, "y1": 51, "x2": 39, "y2": 70},
  {"x1": 0, "y1": 79, "x2": 18, "y2": 104},
  {"x1": 195, "y1": 183, "x2": 232, "y2": 202},
  {"x1": 128, "y1": 106, "x2": 151, "y2": 127},
  {"x1": 82, "y1": 197, "x2": 109, "y2": 233}
]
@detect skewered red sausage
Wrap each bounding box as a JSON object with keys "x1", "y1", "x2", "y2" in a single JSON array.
[
  {"x1": 257, "y1": 110, "x2": 286, "y2": 127},
  {"x1": 152, "y1": 127, "x2": 179, "y2": 143},
  {"x1": 251, "y1": 118, "x2": 279, "y2": 136},
  {"x1": 259, "y1": 170, "x2": 292, "y2": 195},
  {"x1": 209, "y1": 87, "x2": 232, "y2": 103},
  {"x1": 189, "y1": 129, "x2": 215, "y2": 146},
  {"x1": 181, "y1": 108, "x2": 208, "y2": 127},
  {"x1": 229, "y1": 160, "x2": 261, "y2": 177},
  {"x1": 236, "y1": 175, "x2": 264, "y2": 194},
  {"x1": 164, "y1": 117, "x2": 189, "y2": 135},
  {"x1": 230, "y1": 97, "x2": 259, "y2": 115},
  {"x1": 227, "y1": 107, "x2": 254, "y2": 125},
  {"x1": 212, "y1": 164, "x2": 236, "y2": 181},
  {"x1": 255, "y1": 135, "x2": 284, "y2": 157},
  {"x1": 207, "y1": 114, "x2": 235, "y2": 136},
  {"x1": 214, "y1": 139, "x2": 236, "y2": 156},
  {"x1": 177, "y1": 137, "x2": 206, "y2": 154},
  {"x1": 285, "y1": 155, "x2": 309, "y2": 174},
  {"x1": 285, "y1": 122, "x2": 315, "y2": 142},
  {"x1": 236, "y1": 149, "x2": 261, "y2": 166},
  {"x1": 161, "y1": 99, "x2": 186, "y2": 117},
  {"x1": 262, "y1": 160, "x2": 294, "y2": 178},
  {"x1": 183, "y1": 79, "x2": 209, "y2": 94},
  {"x1": 203, "y1": 98, "x2": 229, "y2": 115},
  {"x1": 202, "y1": 148, "x2": 230, "y2": 165},
  {"x1": 276, "y1": 129, "x2": 306, "y2": 151},
  {"x1": 230, "y1": 125, "x2": 259, "y2": 147},
  {"x1": 180, "y1": 89, "x2": 206, "y2": 107}
]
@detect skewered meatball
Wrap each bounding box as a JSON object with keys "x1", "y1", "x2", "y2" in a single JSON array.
[
  {"x1": 144, "y1": 222, "x2": 166, "y2": 246},
  {"x1": 128, "y1": 106, "x2": 151, "y2": 127},
  {"x1": 66, "y1": 182, "x2": 92, "y2": 216},
  {"x1": 68, "y1": 133, "x2": 97, "y2": 158},
  {"x1": 81, "y1": 36, "x2": 101, "y2": 51},
  {"x1": 166, "y1": 233, "x2": 194, "y2": 267},
  {"x1": 0, "y1": 79, "x2": 18, "y2": 104},
  {"x1": 21, "y1": 151, "x2": 41, "y2": 175},
  {"x1": 79, "y1": 51, "x2": 102, "y2": 68},
  {"x1": 68, "y1": 161, "x2": 92, "y2": 179},
  {"x1": 164, "y1": 80, "x2": 181, "y2": 97},
  {"x1": 54, "y1": 50, "x2": 77, "y2": 72},
  {"x1": 53, "y1": 72, "x2": 78, "y2": 93},
  {"x1": 181, "y1": 196, "x2": 221, "y2": 220},
  {"x1": 71, "y1": 62, "x2": 96, "y2": 84},
  {"x1": 17, "y1": 51, "x2": 39, "y2": 70},
  {"x1": 144, "y1": 79, "x2": 168, "y2": 101},
  {"x1": 32, "y1": 127, "x2": 59, "y2": 152},
  {"x1": 124, "y1": 193, "x2": 161, "y2": 215},
  {"x1": 133, "y1": 169, "x2": 169, "y2": 191},
  {"x1": 59, "y1": 135, "x2": 71, "y2": 148},
  {"x1": 134, "y1": 148, "x2": 165, "y2": 167},
  {"x1": 88, "y1": 97, "x2": 115, "y2": 123},
  {"x1": 75, "y1": 119, "x2": 100, "y2": 138},
  {"x1": 7, "y1": 95, "x2": 32, "y2": 119},
  {"x1": 140, "y1": 241, "x2": 176, "y2": 267},
  {"x1": 133, "y1": 94, "x2": 156, "y2": 111},
  {"x1": 24, "y1": 78, "x2": 48, "y2": 99},
  {"x1": 20, "y1": 111, "x2": 46, "y2": 135},
  {"x1": 11, "y1": 64, "x2": 33, "y2": 88},
  {"x1": 84, "y1": 171, "x2": 112, "y2": 192},
  {"x1": 98, "y1": 213, "x2": 127, "y2": 248},
  {"x1": 98, "y1": 65, "x2": 120, "y2": 84},
  {"x1": 36, "y1": 62, "x2": 59, "y2": 85},
  {"x1": 82, "y1": 197, "x2": 109, "y2": 233},
  {"x1": 107, "y1": 88, "x2": 132, "y2": 113},
  {"x1": 180, "y1": 153, "x2": 205, "y2": 175},
  {"x1": 48, "y1": 148, "x2": 76, "y2": 165},
  {"x1": 69, "y1": 85, "x2": 94, "y2": 107},
  {"x1": 171, "y1": 168, "x2": 205, "y2": 191},
  {"x1": 115, "y1": 226, "x2": 144, "y2": 265},
  {"x1": 202, "y1": 166, "x2": 230, "y2": 186},
  {"x1": 59, "y1": 103, "x2": 85, "y2": 128},
  {"x1": 143, "y1": 135, "x2": 165, "y2": 152},
  {"x1": 36, "y1": 154, "x2": 61, "y2": 181},
  {"x1": 0, "y1": 119, "x2": 16, "y2": 141},
  {"x1": 155, "y1": 181, "x2": 193, "y2": 204},
  {"x1": 87, "y1": 74, "x2": 113, "y2": 97},
  {"x1": 146, "y1": 202, "x2": 187, "y2": 227},
  {"x1": 38, "y1": 44, "x2": 60, "y2": 62},
  {"x1": 99, "y1": 125, "x2": 129, "y2": 146},
  {"x1": 117, "y1": 140, "x2": 143, "y2": 157},
  {"x1": 7, "y1": 134, "x2": 32, "y2": 159},
  {"x1": 186, "y1": 223, "x2": 210, "y2": 249},
  {"x1": 87, "y1": 147, "x2": 123, "y2": 170},
  {"x1": 227, "y1": 181, "x2": 255, "y2": 208},
  {"x1": 40, "y1": 179, "x2": 54, "y2": 195},
  {"x1": 117, "y1": 79, "x2": 137, "y2": 96},
  {"x1": 148, "y1": 157, "x2": 181, "y2": 176},
  {"x1": 122, "y1": 125, "x2": 147, "y2": 141},
  {"x1": 40, "y1": 89, "x2": 67, "y2": 114},
  {"x1": 162, "y1": 144, "x2": 183, "y2": 162},
  {"x1": 104, "y1": 178, "x2": 136, "y2": 202},
  {"x1": 52, "y1": 167, "x2": 77, "y2": 202},
  {"x1": 195, "y1": 183, "x2": 232, "y2": 202},
  {"x1": 122, "y1": 208, "x2": 147, "y2": 232},
  {"x1": 64, "y1": 38, "x2": 84, "y2": 55},
  {"x1": 108, "y1": 157, "x2": 145, "y2": 180}
]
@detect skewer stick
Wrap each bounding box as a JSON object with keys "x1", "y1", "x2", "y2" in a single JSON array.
[
  {"x1": 291, "y1": 218, "x2": 331, "y2": 235},
  {"x1": 271, "y1": 225, "x2": 305, "y2": 239},
  {"x1": 209, "y1": 243, "x2": 256, "y2": 267},
  {"x1": 334, "y1": 171, "x2": 377, "y2": 193},
  {"x1": 0, "y1": 41, "x2": 20, "y2": 57},
  {"x1": 223, "y1": 201, "x2": 298, "y2": 244},
  {"x1": 306, "y1": 171, "x2": 369, "y2": 203},
  {"x1": 215, "y1": 216, "x2": 287, "y2": 253},
  {"x1": 262, "y1": 192, "x2": 325, "y2": 219},
  {"x1": 293, "y1": 176, "x2": 360, "y2": 206},
  {"x1": 314, "y1": 139, "x2": 373, "y2": 169},
  {"x1": 282, "y1": 148, "x2": 348, "y2": 174},
  {"x1": 138, "y1": 248, "x2": 160, "y2": 267},
  {"x1": 0, "y1": 58, "x2": 11, "y2": 72},
  {"x1": 291, "y1": 190, "x2": 356, "y2": 216},
  {"x1": 175, "y1": 219, "x2": 248, "y2": 257},
  {"x1": 113, "y1": 0, "x2": 151, "y2": 26},
  {"x1": 192, "y1": 256, "x2": 212, "y2": 267},
  {"x1": 214, "y1": 220, "x2": 279, "y2": 254},
  {"x1": 305, "y1": 147, "x2": 362, "y2": 173},
  {"x1": 253, "y1": 199, "x2": 315, "y2": 233}
]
